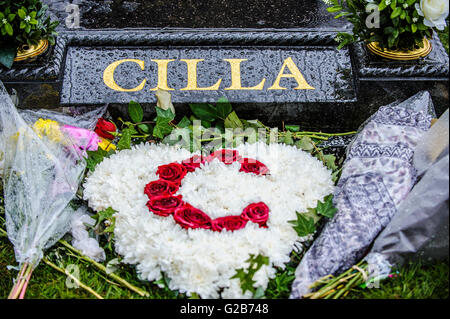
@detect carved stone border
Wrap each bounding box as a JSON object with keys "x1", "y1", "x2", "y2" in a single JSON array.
[
  {"x1": 1, "y1": 29, "x2": 448, "y2": 82},
  {"x1": 352, "y1": 32, "x2": 449, "y2": 81},
  {"x1": 0, "y1": 29, "x2": 337, "y2": 82}
]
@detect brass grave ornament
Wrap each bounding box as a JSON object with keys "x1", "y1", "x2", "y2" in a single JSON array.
[
  {"x1": 366, "y1": 38, "x2": 432, "y2": 61},
  {"x1": 14, "y1": 39, "x2": 49, "y2": 62}
]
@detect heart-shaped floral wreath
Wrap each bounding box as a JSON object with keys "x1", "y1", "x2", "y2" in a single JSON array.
[
  {"x1": 83, "y1": 142, "x2": 334, "y2": 298},
  {"x1": 145, "y1": 149, "x2": 271, "y2": 232}
]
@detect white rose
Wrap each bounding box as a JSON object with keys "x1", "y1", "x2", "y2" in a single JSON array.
[{"x1": 415, "y1": 0, "x2": 449, "y2": 31}]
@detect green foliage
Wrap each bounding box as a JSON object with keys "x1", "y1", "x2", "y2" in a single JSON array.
[
  {"x1": 189, "y1": 97, "x2": 234, "y2": 129},
  {"x1": 316, "y1": 194, "x2": 337, "y2": 218},
  {"x1": 128, "y1": 101, "x2": 144, "y2": 124},
  {"x1": 224, "y1": 111, "x2": 244, "y2": 129},
  {"x1": 91, "y1": 207, "x2": 117, "y2": 250},
  {"x1": 91, "y1": 207, "x2": 116, "y2": 228},
  {"x1": 117, "y1": 128, "x2": 132, "y2": 150},
  {"x1": 289, "y1": 194, "x2": 337, "y2": 237},
  {"x1": 86, "y1": 148, "x2": 116, "y2": 172},
  {"x1": 0, "y1": 0, "x2": 59, "y2": 68},
  {"x1": 289, "y1": 212, "x2": 316, "y2": 237},
  {"x1": 231, "y1": 254, "x2": 270, "y2": 296},
  {"x1": 325, "y1": 0, "x2": 434, "y2": 50}
]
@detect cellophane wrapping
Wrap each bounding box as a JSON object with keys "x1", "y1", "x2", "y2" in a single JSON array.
[{"x1": 0, "y1": 81, "x2": 89, "y2": 268}]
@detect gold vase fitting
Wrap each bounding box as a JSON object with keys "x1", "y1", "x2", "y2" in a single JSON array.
[
  {"x1": 14, "y1": 39, "x2": 49, "y2": 62},
  {"x1": 367, "y1": 37, "x2": 432, "y2": 61}
]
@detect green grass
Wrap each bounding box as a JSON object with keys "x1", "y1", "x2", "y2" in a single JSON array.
[
  {"x1": 344, "y1": 261, "x2": 449, "y2": 299},
  {"x1": 0, "y1": 234, "x2": 184, "y2": 299}
]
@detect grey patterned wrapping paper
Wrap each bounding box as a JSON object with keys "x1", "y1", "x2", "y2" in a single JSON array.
[{"x1": 290, "y1": 91, "x2": 433, "y2": 299}]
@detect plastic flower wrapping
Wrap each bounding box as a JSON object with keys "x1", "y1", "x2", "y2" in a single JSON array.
[{"x1": 0, "y1": 82, "x2": 109, "y2": 298}]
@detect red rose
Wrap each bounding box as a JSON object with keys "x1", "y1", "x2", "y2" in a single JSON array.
[
  {"x1": 181, "y1": 155, "x2": 205, "y2": 172},
  {"x1": 206, "y1": 149, "x2": 242, "y2": 165},
  {"x1": 239, "y1": 158, "x2": 270, "y2": 175},
  {"x1": 94, "y1": 118, "x2": 116, "y2": 140},
  {"x1": 241, "y1": 202, "x2": 269, "y2": 227},
  {"x1": 156, "y1": 163, "x2": 187, "y2": 183},
  {"x1": 211, "y1": 215, "x2": 248, "y2": 232},
  {"x1": 144, "y1": 179, "x2": 179, "y2": 198},
  {"x1": 146, "y1": 195, "x2": 183, "y2": 217},
  {"x1": 173, "y1": 204, "x2": 212, "y2": 229}
]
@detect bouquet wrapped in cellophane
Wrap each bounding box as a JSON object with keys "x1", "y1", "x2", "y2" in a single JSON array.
[{"x1": 0, "y1": 81, "x2": 108, "y2": 298}]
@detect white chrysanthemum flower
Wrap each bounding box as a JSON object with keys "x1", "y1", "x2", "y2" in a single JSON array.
[{"x1": 84, "y1": 142, "x2": 334, "y2": 298}]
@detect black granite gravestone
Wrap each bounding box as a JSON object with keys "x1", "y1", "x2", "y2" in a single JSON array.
[{"x1": 0, "y1": 0, "x2": 448, "y2": 132}]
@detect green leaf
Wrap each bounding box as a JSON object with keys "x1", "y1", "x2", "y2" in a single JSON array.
[
  {"x1": 289, "y1": 212, "x2": 316, "y2": 237},
  {"x1": 323, "y1": 154, "x2": 338, "y2": 171},
  {"x1": 177, "y1": 116, "x2": 191, "y2": 128},
  {"x1": 231, "y1": 254, "x2": 269, "y2": 295},
  {"x1": 91, "y1": 207, "x2": 116, "y2": 227},
  {"x1": 86, "y1": 148, "x2": 109, "y2": 172},
  {"x1": 379, "y1": 0, "x2": 388, "y2": 11},
  {"x1": 400, "y1": 10, "x2": 407, "y2": 19},
  {"x1": 190, "y1": 103, "x2": 218, "y2": 122},
  {"x1": 411, "y1": 23, "x2": 417, "y2": 33},
  {"x1": 390, "y1": 0, "x2": 397, "y2": 9},
  {"x1": 17, "y1": 9, "x2": 26, "y2": 19},
  {"x1": 295, "y1": 136, "x2": 314, "y2": 152},
  {"x1": 384, "y1": 26, "x2": 395, "y2": 34},
  {"x1": 215, "y1": 96, "x2": 233, "y2": 119},
  {"x1": 390, "y1": 7, "x2": 402, "y2": 19},
  {"x1": 117, "y1": 128, "x2": 132, "y2": 150},
  {"x1": 283, "y1": 131, "x2": 294, "y2": 145},
  {"x1": 224, "y1": 111, "x2": 244, "y2": 129},
  {"x1": 327, "y1": 6, "x2": 343, "y2": 12},
  {"x1": 153, "y1": 117, "x2": 173, "y2": 139},
  {"x1": 155, "y1": 107, "x2": 175, "y2": 121},
  {"x1": 137, "y1": 123, "x2": 151, "y2": 133},
  {"x1": 417, "y1": 22, "x2": 428, "y2": 31},
  {"x1": 242, "y1": 119, "x2": 265, "y2": 129},
  {"x1": 128, "y1": 100, "x2": 144, "y2": 123},
  {"x1": 4, "y1": 22, "x2": 12, "y2": 36},
  {"x1": 0, "y1": 44, "x2": 16, "y2": 68},
  {"x1": 316, "y1": 194, "x2": 337, "y2": 218},
  {"x1": 285, "y1": 125, "x2": 300, "y2": 132},
  {"x1": 388, "y1": 34, "x2": 397, "y2": 47}
]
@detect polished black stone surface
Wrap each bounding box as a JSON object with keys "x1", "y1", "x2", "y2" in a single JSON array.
[{"x1": 47, "y1": 0, "x2": 347, "y2": 30}]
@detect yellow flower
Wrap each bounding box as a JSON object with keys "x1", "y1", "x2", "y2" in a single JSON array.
[
  {"x1": 32, "y1": 118, "x2": 63, "y2": 143},
  {"x1": 98, "y1": 137, "x2": 116, "y2": 151}
]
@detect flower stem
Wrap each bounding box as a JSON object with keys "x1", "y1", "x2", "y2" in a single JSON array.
[
  {"x1": 58, "y1": 240, "x2": 149, "y2": 297},
  {"x1": 8, "y1": 262, "x2": 33, "y2": 299},
  {"x1": 18, "y1": 266, "x2": 34, "y2": 299},
  {"x1": 42, "y1": 257, "x2": 104, "y2": 299}
]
